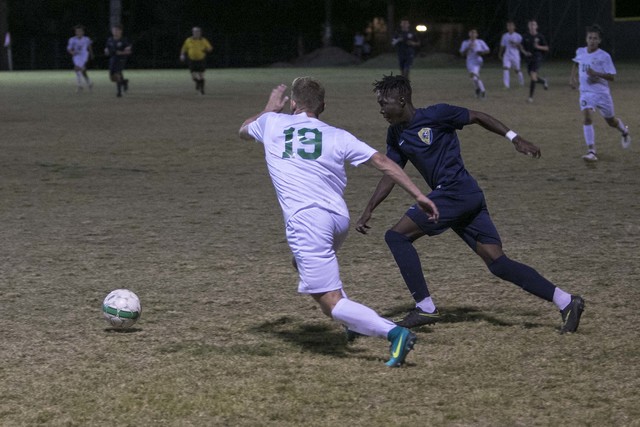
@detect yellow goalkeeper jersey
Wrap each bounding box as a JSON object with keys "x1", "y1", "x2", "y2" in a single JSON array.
[{"x1": 181, "y1": 37, "x2": 213, "y2": 61}]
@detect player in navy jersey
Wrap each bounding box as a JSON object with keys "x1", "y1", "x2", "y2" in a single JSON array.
[
  {"x1": 522, "y1": 19, "x2": 549, "y2": 103},
  {"x1": 392, "y1": 18, "x2": 420, "y2": 79},
  {"x1": 104, "y1": 25, "x2": 132, "y2": 98},
  {"x1": 355, "y1": 74, "x2": 585, "y2": 334}
]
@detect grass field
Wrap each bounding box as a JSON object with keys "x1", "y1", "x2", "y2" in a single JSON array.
[{"x1": 1, "y1": 62, "x2": 639, "y2": 426}]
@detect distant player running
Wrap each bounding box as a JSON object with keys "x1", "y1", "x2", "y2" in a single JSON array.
[
  {"x1": 239, "y1": 77, "x2": 440, "y2": 367},
  {"x1": 459, "y1": 29, "x2": 490, "y2": 98},
  {"x1": 180, "y1": 27, "x2": 213, "y2": 95},
  {"x1": 522, "y1": 19, "x2": 549, "y2": 103},
  {"x1": 498, "y1": 21, "x2": 525, "y2": 89},
  {"x1": 67, "y1": 25, "x2": 93, "y2": 92},
  {"x1": 570, "y1": 24, "x2": 631, "y2": 162},
  {"x1": 104, "y1": 25, "x2": 132, "y2": 98},
  {"x1": 356, "y1": 74, "x2": 585, "y2": 334}
]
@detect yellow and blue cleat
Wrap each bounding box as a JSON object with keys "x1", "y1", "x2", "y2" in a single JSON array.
[{"x1": 385, "y1": 326, "x2": 417, "y2": 367}]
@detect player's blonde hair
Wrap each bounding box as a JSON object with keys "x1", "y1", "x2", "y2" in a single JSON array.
[{"x1": 291, "y1": 77, "x2": 325, "y2": 116}]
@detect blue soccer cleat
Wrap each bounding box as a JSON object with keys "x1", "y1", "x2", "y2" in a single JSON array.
[{"x1": 385, "y1": 326, "x2": 417, "y2": 367}]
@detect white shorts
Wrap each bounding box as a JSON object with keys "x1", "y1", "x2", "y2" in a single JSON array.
[
  {"x1": 580, "y1": 91, "x2": 615, "y2": 118},
  {"x1": 466, "y1": 64, "x2": 481, "y2": 75},
  {"x1": 73, "y1": 53, "x2": 89, "y2": 69},
  {"x1": 502, "y1": 55, "x2": 521, "y2": 70},
  {"x1": 285, "y1": 208, "x2": 349, "y2": 294}
]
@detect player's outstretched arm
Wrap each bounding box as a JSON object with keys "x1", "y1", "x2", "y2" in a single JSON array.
[
  {"x1": 239, "y1": 84, "x2": 289, "y2": 140},
  {"x1": 468, "y1": 110, "x2": 541, "y2": 158},
  {"x1": 356, "y1": 152, "x2": 438, "y2": 234}
]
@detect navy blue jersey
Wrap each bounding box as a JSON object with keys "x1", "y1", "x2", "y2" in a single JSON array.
[
  {"x1": 522, "y1": 32, "x2": 547, "y2": 61},
  {"x1": 105, "y1": 36, "x2": 131, "y2": 57},
  {"x1": 386, "y1": 103, "x2": 480, "y2": 194}
]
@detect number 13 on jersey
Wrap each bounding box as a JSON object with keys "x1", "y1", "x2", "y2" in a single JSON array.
[{"x1": 282, "y1": 127, "x2": 323, "y2": 160}]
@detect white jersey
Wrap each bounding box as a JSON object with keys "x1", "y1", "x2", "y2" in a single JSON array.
[
  {"x1": 247, "y1": 112, "x2": 377, "y2": 223},
  {"x1": 459, "y1": 39, "x2": 489, "y2": 67},
  {"x1": 67, "y1": 36, "x2": 92, "y2": 67},
  {"x1": 573, "y1": 47, "x2": 616, "y2": 94},
  {"x1": 500, "y1": 32, "x2": 522, "y2": 60}
]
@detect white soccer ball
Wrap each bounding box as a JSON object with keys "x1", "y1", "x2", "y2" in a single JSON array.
[{"x1": 102, "y1": 289, "x2": 141, "y2": 329}]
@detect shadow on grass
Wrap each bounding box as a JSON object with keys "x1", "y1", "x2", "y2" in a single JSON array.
[
  {"x1": 250, "y1": 316, "x2": 372, "y2": 359},
  {"x1": 103, "y1": 327, "x2": 143, "y2": 333},
  {"x1": 383, "y1": 305, "x2": 546, "y2": 329}
]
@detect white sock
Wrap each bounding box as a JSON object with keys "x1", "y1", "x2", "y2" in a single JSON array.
[
  {"x1": 553, "y1": 288, "x2": 572, "y2": 310},
  {"x1": 503, "y1": 70, "x2": 510, "y2": 88},
  {"x1": 331, "y1": 298, "x2": 395, "y2": 338},
  {"x1": 75, "y1": 71, "x2": 83, "y2": 86},
  {"x1": 583, "y1": 124, "x2": 595, "y2": 151},
  {"x1": 616, "y1": 118, "x2": 627, "y2": 134},
  {"x1": 517, "y1": 71, "x2": 524, "y2": 85},
  {"x1": 416, "y1": 297, "x2": 436, "y2": 313},
  {"x1": 472, "y1": 75, "x2": 479, "y2": 89},
  {"x1": 477, "y1": 79, "x2": 485, "y2": 92}
]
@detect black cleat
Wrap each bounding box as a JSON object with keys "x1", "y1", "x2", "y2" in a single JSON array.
[
  {"x1": 560, "y1": 295, "x2": 585, "y2": 334},
  {"x1": 343, "y1": 326, "x2": 363, "y2": 343},
  {"x1": 395, "y1": 307, "x2": 441, "y2": 328}
]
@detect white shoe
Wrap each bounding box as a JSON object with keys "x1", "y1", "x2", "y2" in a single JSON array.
[
  {"x1": 621, "y1": 127, "x2": 631, "y2": 149},
  {"x1": 527, "y1": 97, "x2": 533, "y2": 103},
  {"x1": 582, "y1": 151, "x2": 598, "y2": 162}
]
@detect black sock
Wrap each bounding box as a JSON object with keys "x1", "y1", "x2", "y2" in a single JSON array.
[
  {"x1": 529, "y1": 80, "x2": 536, "y2": 98},
  {"x1": 537, "y1": 77, "x2": 546, "y2": 85},
  {"x1": 488, "y1": 255, "x2": 555, "y2": 301},
  {"x1": 385, "y1": 230, "x2": 430, "y2": 302}
]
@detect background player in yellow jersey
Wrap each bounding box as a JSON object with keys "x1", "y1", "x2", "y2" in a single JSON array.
[{"x1": 180, "y1": 27, "x2": 213, "y2": 94}]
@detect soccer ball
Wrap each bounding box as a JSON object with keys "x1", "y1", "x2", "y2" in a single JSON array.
[{"x1": 102, "y1": 289, "x2": 141, "y2": 329}]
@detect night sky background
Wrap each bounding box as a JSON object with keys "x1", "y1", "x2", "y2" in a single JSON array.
[{"x1": 3, "y1": 0, "x2": 640, "y2": 70}]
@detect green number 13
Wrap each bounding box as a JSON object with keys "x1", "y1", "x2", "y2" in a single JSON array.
[{"x1": 282, "y1": 127, "x2": 323, "y2": 160}]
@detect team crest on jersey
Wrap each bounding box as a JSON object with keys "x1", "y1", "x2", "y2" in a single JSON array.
[{"x1": 418, "y1": 128, "x2": 433, "y2": 145}]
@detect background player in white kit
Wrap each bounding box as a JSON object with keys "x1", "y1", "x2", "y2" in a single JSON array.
[
  {"x1": 66, "y1": 25, "x2": 93, "y2": 92},
  {"x1": 238, "y1": 77, "x2": 439, "y2": 367},
  {"x1": 459, "y1": 29, "x2": 490, "y2": 98},
  {"x1": 498, "y1": 21, "x2": 525, "y2": 89},
  {"x1": 570, "y1": 24, "x2": 631, "y2": 162}
]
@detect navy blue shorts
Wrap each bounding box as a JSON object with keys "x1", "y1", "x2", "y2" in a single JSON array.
[
  {"x1": 526, "y1": 57, "x2": 542, "y2": 74},
  {"x1": 398, "y1": 54, "x2": 414, "y2": 71},
  {"x1": 109, "y1": 57, "x2": 127, "y2": 75},
  {"x1": 406, "y1": 190, "x2": 501, "y2": 251},
  {"x1": 189, "y1": 60, "x2": 206, "y2": 73}
]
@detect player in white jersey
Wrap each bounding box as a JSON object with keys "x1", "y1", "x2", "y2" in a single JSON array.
[
  {"x1": 239, "y1": 77, "x2": 439, "y2": 367},
  {"x1": 66, "y1": 25, "x2": 93, "y2": 92},
  {"x1": 459, "y1": 29, "x2": 490, "y2": 98},
  {"x1": 498, "y1": 21, "x2": 525, "y2": 89},
  {"x1": 570, "y1": 24, "x2": 630, "y2": 162}
]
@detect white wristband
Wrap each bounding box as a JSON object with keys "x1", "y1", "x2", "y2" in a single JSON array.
[{"x1": 505, "y1": 130, "x2": 517, "y2": 141}]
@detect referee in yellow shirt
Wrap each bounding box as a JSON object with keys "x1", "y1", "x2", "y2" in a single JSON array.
[{"x1": 180, "y1": 27, "x2": 213, "y2": 94}]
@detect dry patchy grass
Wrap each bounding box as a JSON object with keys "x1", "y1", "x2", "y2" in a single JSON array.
[{"x1": 0, "y1": 64, "x2": 639, "y2": 426}]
